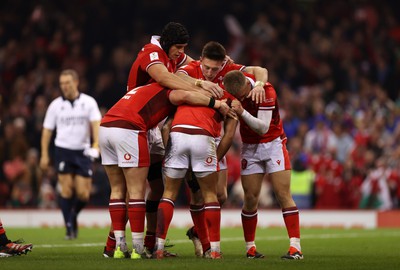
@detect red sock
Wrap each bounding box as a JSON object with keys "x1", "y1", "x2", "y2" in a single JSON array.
[
  {"x1": 109, "y1": 199, "x2": 126, "y2": 231},
  {"x1": 190, "y1": 204, "x2": 210, "y2": 251},
  {"x1": 204, "y1": 202, "x2": 220, "y2": 242},
  {"x1": 282, "y1": 207, "x2": 300, "y2": 238},
  {"x1": 105, "y1": 230, "x2": 116, "y2": 251},
  {"x1": 0, "y1": 221, "x2": 8, "y2": 246},
  {"x1": 128, "y1": 200, "x2": 146, "y2": 233},
  {"x1": 241, "y1": 209, "x2": 257, "y2": 242},
  {"x1": 0, "y1": 222, "x2": 5, "y2": 235},
  {"x1": 156, "y1": 198, "x2": 175, "y2": 239}
]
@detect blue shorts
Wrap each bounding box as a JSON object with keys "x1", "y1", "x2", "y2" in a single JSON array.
[{"x1": 54, "y1": 146, "x2": 93, "y2": 177}]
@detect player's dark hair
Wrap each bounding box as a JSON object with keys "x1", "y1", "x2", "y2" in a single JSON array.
[
  {"x1": 201, "y1": 41, "x2": 226, "y2": 61},
  {"x1": 160, "y1": 22, "x2": 189, "y2": 54}
]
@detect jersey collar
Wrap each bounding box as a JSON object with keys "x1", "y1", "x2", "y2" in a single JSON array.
[{"x1": 151, "y1": 35, "x2": 162, "y2": 49}]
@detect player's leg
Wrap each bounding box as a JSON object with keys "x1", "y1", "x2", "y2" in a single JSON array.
[
  {"x1": 72, "y1": 175, "x2": 92, "y2": 238},
  {"x1": 69, "y1": 150, "x2": 94, "y2": 239},
  {"x1": 269, "y1": 136, "x2": 302, "y2": 260},
  {"x1": 196, "y1": 171, "x2": 221, "y2": 259},
  {"x1": 216, "y1": 162, "x2": 228, "y2": 205},
  {"x1": 241, "y1": 173, "x2": 265, "y2": 258},
  {"x1": 57, "y1": 173, "x2": 75, "y2": 239},
  {"x1": 144, "y1": 155, "x2": 164, "y2": 253},
  {"x1": 186, "y1": 172, "x2": 207, "y2": 257},
  {"x1": 104, "y1": 165, "x2": 129, "y2": 258},
  {"x1": 154, "y1": 173, "x2": 184, "y2": 259},
  {"x1": 124, "y1": 166, "x2": 149, "y2": 258},
  {"x1": 269, "y1": 170, "x2": 303, "y2": 259}
]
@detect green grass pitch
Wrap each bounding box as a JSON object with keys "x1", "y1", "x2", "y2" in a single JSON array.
[{"x1": 1, "y1": 227, "x2": 399, "y2": 270}]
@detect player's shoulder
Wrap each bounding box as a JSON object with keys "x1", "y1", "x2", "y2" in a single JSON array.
[
  {"x1": 79, "y1": 93, "x2": 100, "y2": 106},
  {"x1": 48, "y1": 96, "x2": 64, "y2": 107},
  {"x1": 264, "y1": 82, "x2": 277, "y2": 93},
  {"x1": 141, "y1": 43, "x2": 164, "y2": 55}
]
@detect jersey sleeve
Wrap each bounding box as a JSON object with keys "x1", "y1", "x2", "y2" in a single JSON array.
[
  {"x1": 259, "y1": 84, "x2": 276, "y2": 110},
  {"x1": 88, "y1": 97, "x2": 102, "y2": 122},
  {"x1": 140, "y1": 46, "x2": 167, "y2": 72},
  {"x1": 42, "y1": 100, "x2": 58, "y2": 130},
  {"x1": 177, "y1": 61, "x2": 200, "y2": 78},
  {"x1": 225, "y1": 63, "x2": 246, "y2": 72}
]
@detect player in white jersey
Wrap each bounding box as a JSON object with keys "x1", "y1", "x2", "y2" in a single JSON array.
[{"x1": 40, "y1": 69, "x2": 101, "y2": 240}]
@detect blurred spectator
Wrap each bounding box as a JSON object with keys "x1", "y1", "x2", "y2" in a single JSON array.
[{"x1": 359, "y1": 157, "x2": 393, "y2": 210}]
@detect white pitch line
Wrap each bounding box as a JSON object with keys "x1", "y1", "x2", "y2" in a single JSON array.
[{"x1": 34, "y1": 231, "x2": 400, "y2": 249}]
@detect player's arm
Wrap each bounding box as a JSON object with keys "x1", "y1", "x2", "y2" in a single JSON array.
[
  {"x1": 161, "y1": 116, "x2": 174, "y2": 147},
  {"x1": 90, "y1": 120, "x2": 100, "y2": 150},
  {"x1": 242, "y1": 66, "x2": 268, "y2": 103},
  {"x1": 231, "y1": 99, "x2": 271, "y2": 135},
  {"x1": 216, "y1": 117, "x2": 238, "y2": 161},
  {"x1": 169, "y1": 90, "x2": 230, "y2": 116},
  {"x1": 147, "y1": 63, "x2": 198, "y2": 91},
  {"x1": 82, "y1": 120, "x2": 101, "y2": 160},
  {"x1": 149, "y1": 63, "x2": 222, "y2": 98},
  {"x1": 176, "y1": 70, "x2": 224, "y2": 98},
  {"x1": 40, "y1": 128, "x2": 53, "y2": 171}
]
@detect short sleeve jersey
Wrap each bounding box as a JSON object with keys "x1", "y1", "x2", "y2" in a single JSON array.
[
  {"x1": 101, "y1": 83, "x2": 175, "y2": 131},
  {"x1": 43, "y1": 93, "x2": 101, "y2": 150},
  {"x1": 171, "y1": 91, "x2": 235, "y2": 137},
  {"x1": 177, "y1": 60, "x2": 245, "y2": 84},
  {"x1": 127, "y1": 36, "x2": 187, "y2": 91},
  {"x1": 239, "y1": 75, "x2": 284, "y2": 144},
  {"x1": 172, "y1": 61, "x2": 241, "y2": 137}
]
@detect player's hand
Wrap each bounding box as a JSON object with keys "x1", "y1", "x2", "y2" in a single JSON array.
[
  {"x1": 227, "y1": 109, "x2": 238, "y2": 120},
  {"x1": 201, "y1": 81, "x2": 223, "y2": 98},
  {"x1": 215, "y1": 99, "x2": 230, "y2": 116},
  {"x1": 83, "y1": 147, "x2": 100, "y2": 161},
  {"x1": 231, "y1": 99, "x2": 244, "y2": 115},
  {"x1": 39, "y1": 156, "x2": 49, "y2": 171},
  {"x1": 247, "y1": 85, "x2": 265, "y2": 104}
]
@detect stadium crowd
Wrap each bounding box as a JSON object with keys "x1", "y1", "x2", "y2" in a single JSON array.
[{"x1": 0, "y1": 0, "x2": 399, "y2": 210}]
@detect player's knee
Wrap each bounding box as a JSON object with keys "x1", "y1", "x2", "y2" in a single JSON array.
[
  {"x1": 244, "y1": 193, "x2": 259, "y2": 206},
  {"x1": 190, "y1": 191, "x2": 204, "y2": 205},
  {"x1": 217, "y1": 192, "x2": 227, "y2": 205},
  {"x1": 76, "y1": 191, "x2": 90, "y2": 202},
  {"x1": 274, "y1": 190, "x2": 291, "y2": 205}
]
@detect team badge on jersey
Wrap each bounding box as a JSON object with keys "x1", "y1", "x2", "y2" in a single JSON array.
[{"x1": 149, "y1": 52, "x2": 159, "y2": 61}]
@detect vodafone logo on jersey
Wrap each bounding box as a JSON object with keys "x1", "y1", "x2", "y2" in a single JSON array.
[
  {"x1": 206, "y1": 157, "x2": 213, "y2": 164},
  {"x1": 124, "y1": 153, "x2": 132, "y2": 160},
  {"x1": 276, "y1": 159, "x2": 281, "y2": 165}
]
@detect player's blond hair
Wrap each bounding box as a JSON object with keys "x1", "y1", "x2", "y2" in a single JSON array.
[
  {"x1": 60, "y1": 69, "x2": 79, "y2": 81},
  {"x1": 223, "y1": 70, "x2": 246, "y2": 96}
]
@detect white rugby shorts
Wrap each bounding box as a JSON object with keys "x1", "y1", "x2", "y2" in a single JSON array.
[
  {"x1": 99, "y1": 126, "x2": 150, "y2": 167},
  {"x1": 163, "y1": 129, "x2": 217, "y2": 178},
  {"x1": 240, "y1": 136, "x2": 291, "y2": 175}
]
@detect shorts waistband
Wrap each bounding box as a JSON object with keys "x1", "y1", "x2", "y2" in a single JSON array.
[{"x1": 171, "y1": 126, "x2": 212, "y2": 137}]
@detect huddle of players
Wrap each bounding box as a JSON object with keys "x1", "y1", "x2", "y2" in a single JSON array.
[{"x1": 99, "y1": 22, "x2": 303, "y2": 260}]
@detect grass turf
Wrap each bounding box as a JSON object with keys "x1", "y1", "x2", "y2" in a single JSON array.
[{"x1": 1, "y1": 227, "x2": 399, "y2": 270}]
